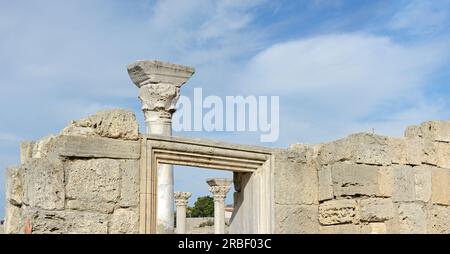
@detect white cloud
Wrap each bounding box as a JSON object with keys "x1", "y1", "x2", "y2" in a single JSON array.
[
  {"x1": 389, "y1": 0, "x2": 450, "y2": 35},
  {"x1": 233, "y1": 33, "x2": 450, "y2": 143}
]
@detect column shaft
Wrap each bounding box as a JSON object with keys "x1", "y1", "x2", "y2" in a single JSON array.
[
  {"x1": 176, "y1": 205, "x2": 187, "y2": 234},
  {"x1": 214, "y1": 199, "x2": 225, "y2": 234},
  {"x1": 145, "y1": 117, "x2": 174, "y2": 234}
]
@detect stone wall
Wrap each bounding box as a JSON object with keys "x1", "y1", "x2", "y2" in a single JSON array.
[
  {"x1": 4, "y1": 109, "x2": 141, "y2": 234},
  {"x1": 183, "y1": 217, "x2": 230, "y2": 234},
  {"x1": 4, "y1": 107, "x2": 450, "y2": 234},
  {"x1": 274, "y1": 120, "x2": 450, "y2": 234}
]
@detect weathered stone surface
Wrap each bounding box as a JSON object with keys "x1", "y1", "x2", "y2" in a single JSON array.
[
  {"x1": 128, "y1": 60, "x2": 195, "y2": 88},
  {"x1": 318, "y1": 167, "x2": 333, "y2": 201},
  {"x1": 331, "y1": 163, "x2": 379, "y2": 197},
  {"x1": 66, "y1": 200, "x2": 115, "y2": 214},
  {"x1": 275, "y1": 205, "x2": 319, "y2": 233},
  {"x1": 398, "y1": 203, "x2": 427, "y2": 234},
  {"x1": 274, "y1": 150, "x2": 318, "y2": 205},
  {"x1": 359, "y1": 198, "x2": 394, "y2": 222},
  {"x1": 319, "y1": 199, "x2": 357, "y2": 225},
  {"x1": 30, "y1": 135, "x2": 60, "y2": 160},
  {"x1": 4, "y1": 204, "x2": 22, "y2": 234},
  {"x1": 431, "y1": 168, "x2": 450, "y2": 205},
  {"x1": 68, "y1": 212, "x2": 109, "y2": 234},
  {"x1": 20, "y1": 141, "x2": 34, "y2": 163},
  {"x1": 61, "y1": 109, "x2": 139, "y2": 140},
  {"x1": 414, "y1": 167, "x2": 432, "y2": 202},
  {"x1": 389, "y1": 138, "x2": 423, "y2": 166},
  {"x1": 23, "y1": 159, "x2": 65, "y2": 210},
  {"x1": 23, "y1": 209, "x2": 108, "y2": 234},
  {"x1": 119, "y1": 160, "x2": 140, "y2": 207},
  {"x1": 317, "y1": 133, "x2": 393, "y2": 166},
  {"x1": 405, "y1": 120, "x2": 450, "y2": 142},
  {"x1": 424, "y1": 142, "x2": 450, "y2": 169},
  {"x1": 378, "y1": 167, "x2": 394, "y2": 197},
  {"x1": 427, "y1": 205, "x2": 450, "y2": 234},
  {"x1": 319, "y1": 224, "x2": 370, "y2": 234},
  {"x1": 58, "y1": 135, "x2": 140, "y2": 159},
  {"x1": 392, "y1": 166, "x2": 415, "y2": 202},
  {"x1": 110, "y1": 208, "x2": 139, "y2": 234},
  {"x1": 65, "y1": 159, "x2": 121, "y2": 211},
  {"x1": 369, "y1": 222, "x2": 387, "y2": 234},
  {"x1": 274, "y1": 146, "x2": 313, "y2": 164},
  {"x1": 392, "y1": 138, "x2": 450, "y2": 167},
  {"x1": 5, "y1": 166, "x2": 23, "y2": 206}
]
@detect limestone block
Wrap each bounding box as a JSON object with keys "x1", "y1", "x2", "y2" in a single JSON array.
[
  {"x1": 20, "y1": 141, "x2": 34, "y2": 163},
  {"x1": 21, "y1": 208, "x2": 67, "y2": 234},
  {"x1": 369, "y1": 223, "x2": 386, "y2": 234},
  {"x1": 319, "y1": 224, "x2": 370, "y2": 234},
  {"x1": 318, "y1": 167, "x2": 333, "y2": 201},
  {"x1": 378, "y1": 167, "x2": 394, "y2": 197},
  {"x1": 66, "y1": 200, "x2": 115, "y2": 214},
  {"x1": 58, "y1": 135, "x2": 140, "y2": 159},
  {"x1": 23, "y1": 209, "x2": 108, "y2": 234},
  {"x1": 119, "y1": 160, "x2": 140, "y2": 207},
  {"x1": 389, "y1": 138, "x2": 423, "y2": 166},
  {"x1": 359, "y1": 198, "x2": 394, "y2": 222},
  {"x1": 4, "y1": 203, "x2": 22, "y2": 234},
  {"x1": 405, "y1": 121, "x2": 450, "y2": 142},
  {"x1": 404, "y1": 125, "x2": 422, "y2": 139},
  {"x1": 392, "y1": 166, "x2": 415, "y2": 202},
  {"x1": 65, "y1": 159, "x2": 121, "y2": 211},
  {"x1": 274, "y1": 150, "x2": 318, "y2": 205},
  {"x1": 398, "y1": 203, "x2": 427, "y2": 234},
  {"x1": 68, "y1": 211, "x2": 109, "y2": 234},
  {"x1": 317, "y1": 133, "x2": 393, "y2": 166},
  {"x1": 424, "y1": 142, "x2": 450, "y2": 169},
  {"x1": 30, "y1": 135, "x2": 60, "y2": 160},
  {"x1": 431, "y1": 168, "x2": 450, "y2": 205},
  {"x1": 275, "y1": 205, "x2": 319, "y2": 234},
  {"x1": 61, "y1": 109, "x2": 139, "y2": 140},
  {"x1": 110, "y1": 208, "x2": 139, "y2": 234},
  {"x1": 5, "y1": 166, "x2": 23, "y2": 206},
  {"x1": 349, "y1": 134, "x2": 392, "y2": 166},
  {"x1": 22, "y1": 159, "x2": 65, "y2": 210},
  {"x1": 274, "y1": 146, "x2": 313, "y2": 164},
  {"x1": 319, "y1": 199, "x2": 357, "y2": 225},
  {"x1": 414, "y1": 167, "x2": 432, "y2": 202},
  {"x1": 427, "y1": 205, "x2": 450, "y2": 234},
  {"x1": 331, "y1": 163, "x2": 379, "y2": 197}
]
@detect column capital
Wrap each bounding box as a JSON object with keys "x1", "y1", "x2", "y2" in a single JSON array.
[
  {"x1": 127, "y1": 60, "x2": 195, "y2": 121},
  {"x1": 174, "y1": 191, "x2": 192, "y2": 206},
  {"x1": 128, "y1": 60, "x2": 195, "y2": 88},
  {"x1": 207, "y1": 178, "x2": 232, "y2": 201}
]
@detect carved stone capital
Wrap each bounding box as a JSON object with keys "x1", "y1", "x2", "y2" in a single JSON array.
[
  {"x1": 128, "y1": 60, "x2": 195, "y2": 122},
  {"x1": 207, "y1": 178, "x2": 232, "y2": 201},
  {"x1": 128, "y1": 60, "x2": 195, "y2": 88},
  {"x1": 138, "y1": 83, "x2": 180, "y2": 120},
  {"x1": 208, "y1": 186, "x2": 231, "y2": 201},
  {"x1": 174, "y1": 192, "x2": 192, "y2": 206}
]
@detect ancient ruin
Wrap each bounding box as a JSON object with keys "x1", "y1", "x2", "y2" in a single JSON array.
[{"x1": 4, "y1": 60, "x2": 450, "y2": 234}]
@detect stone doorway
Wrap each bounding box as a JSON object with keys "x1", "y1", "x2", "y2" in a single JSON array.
[{"x1": 139, "y1": 135, "x2": 274, "y2": 234}]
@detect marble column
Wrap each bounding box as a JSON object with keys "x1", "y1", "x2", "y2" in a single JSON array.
[
  {"x1": 128, "y1": 60, "x2": 195, "y2": 233},
  {"x1": 174, "y1": 192, "x2": 192, "y2": 234},
  {"x1": 207, "y1": 178, "x2": 232, "y2": 234}
]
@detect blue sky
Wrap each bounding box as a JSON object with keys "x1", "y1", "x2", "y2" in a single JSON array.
[{"x1": 1, "y1": 0, "x2": 450, "y2": 217}]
